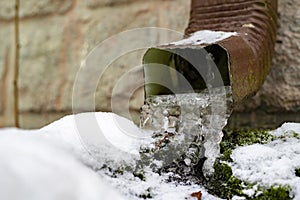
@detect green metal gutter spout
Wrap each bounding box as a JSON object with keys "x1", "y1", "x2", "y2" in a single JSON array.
[{"x1": 143, "y1": 0, "x2": 278, "y2": 104}]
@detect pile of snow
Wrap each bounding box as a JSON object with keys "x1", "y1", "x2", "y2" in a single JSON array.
[
  {"x1": 170, "y1": 30, "x2": 237, "y2": 46},
  {"x1": 40, "y1": 112, "x2": 153, "y2": 168},
  {"x1": 230, "y1": 123, "x2": 300, "y2": 199},
  {"x1": 0, "y1": 128, "x2": 123, "y2": 200},
  {"x1": 0, "y1": 112, "x2": 218, "y2": 200}
]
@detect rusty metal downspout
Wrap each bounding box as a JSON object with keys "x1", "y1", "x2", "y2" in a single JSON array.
[{"x1": 143, "y1": 0, "x2": 278, "y2": 104}]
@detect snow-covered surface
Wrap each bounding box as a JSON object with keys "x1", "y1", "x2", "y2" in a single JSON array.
[
  {"x1": 101, "y1": 168, "x2": 220, "y2": 200},
  {"x1": 0, "y1": 128, "x2": 123, "y2": 200},
  {"x1": 0, "y1": 112, "x2": 220, "y2": 200},
  {"x1": 269, "y1": 122, "x2": 300, "y2": 137},
  {"x1": 170, "y1": 30, "x2": 237, "y2": 46},
  {"x1": 40, "y1": 112, "x2": 153, "y2": 168},
  {"x1": 230, "y1": 123, "x2": 300, "y2": 199},
  {"x1": 2, "y1": 113, "x2": 300, "y2": 200}
]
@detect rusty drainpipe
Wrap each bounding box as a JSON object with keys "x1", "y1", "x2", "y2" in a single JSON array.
[{"x1": 143, "y1": 0, "x2": 278, "y2": 104}]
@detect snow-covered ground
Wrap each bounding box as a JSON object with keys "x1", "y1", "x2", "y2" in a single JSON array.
[
  {"x1": 0, "y1": 112, "x2": 219, "y2": 200},
  {"x1": 1, "y1": 112, "x2": 300, "y2": 199},
  {"x1": 230, "y1": 123, "x2": 300, "y2": 199},
  {"x1": 0, "y1": 127, "x2": 123, "y2": 200}
]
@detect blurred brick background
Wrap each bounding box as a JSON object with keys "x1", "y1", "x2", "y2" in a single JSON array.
[{"x1": 0, "y1": 0, "x2": 299, "y2": 128}]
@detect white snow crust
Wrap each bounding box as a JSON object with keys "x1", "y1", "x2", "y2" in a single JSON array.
[
  {"x1": 170, "y1": 30, "x2": 237, "y2": 46},
  {"x1": 2, "y1": 113, "x2": 299, "y2": 199},
  {"x1": 231, "y1": 122, "x2": 300, "y2": 199},
  {"x1": 0, "y1": 112, "x2": 220, "y2": 200}
]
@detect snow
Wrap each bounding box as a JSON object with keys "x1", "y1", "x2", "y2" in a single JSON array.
[
  {"x1": 0, "y1": 112, "x2": 220, "y2": 200},
  {"x1": 232, "y1": 196, "x2": 246, "y2": 200},
  {"x1": 170, "y1": 30, "x2": 237, "y2": 46},
  {"x1": 2, "y1": 112, "x2": 299, "y2": 199},
  {"x1": 269, "y1": 122, "x2": 300, "y2": 137},
  {"x1": 40, "y1": 112, "x2": 153, "y2": 168},
  {"x1": 100, "y1": 168, "x2": 220, "y2": 200},
  {"x1": 230, "y1": 122, "x2": 300, "y2": 199},
  {"x1": 0, "y1": 128, "x2": 123, "y2": 200}
]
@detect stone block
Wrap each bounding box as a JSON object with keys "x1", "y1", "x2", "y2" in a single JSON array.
[{"x1": 0, "y1": 0, "x2": 74, "y2": 20}]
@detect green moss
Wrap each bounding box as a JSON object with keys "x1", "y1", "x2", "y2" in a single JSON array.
[
  {"x1": 214, "y1": 162, "x2": 232, "y2": 181},
  {"x1": 223, "y1": 129, "x2": 274, "y2": 147},
  {"x1": 204, "y1": 129, "x2": 272, "y2": 198},
  {"x1": 205, "y1": 160, "x2": 244, "y2": 199},
  {"x1": 280, "y1": 131, "x2": 300, "y2": 140},
  {"x1": 204, "y1": 129, "x2": 293, "y2": 199},
  {"x1": 139, "y1": 128, "x2": 296, "y2": 199},
  {"x1": 220, "y1": 129, "x2": 274, "y2": 161},
  {"x1": 254, "y1": 186, "x2": 291, "y2": 200},
  {"x1": 205, "y1": 158, "x2": 292, "y2": 200},
  {"x1": 292, "y1": 132, "x2": 300, "y2": 139},
  {"x1": 221, "y1": 148, "x2": 233, "y2": 162},
  {"x1": 134, "y1": 171, "x2": 146, "y2": 181}
]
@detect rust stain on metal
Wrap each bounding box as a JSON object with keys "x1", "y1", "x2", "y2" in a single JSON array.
[{"x1": 185, "y1": 0, "x2": 278, "y2": 103}]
